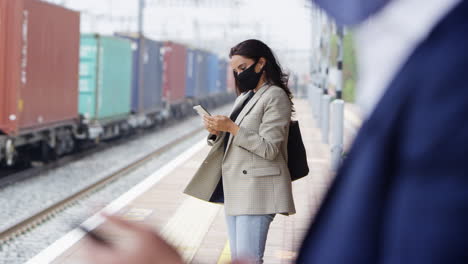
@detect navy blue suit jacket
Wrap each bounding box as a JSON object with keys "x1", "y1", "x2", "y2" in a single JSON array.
[{"x1": 298, "y1": 1, "x2": 468, "y2": 263}]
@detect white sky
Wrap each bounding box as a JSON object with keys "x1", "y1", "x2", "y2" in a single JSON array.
[{"x1": 48, "y1": 0, "x2": 314, "y2": 77}]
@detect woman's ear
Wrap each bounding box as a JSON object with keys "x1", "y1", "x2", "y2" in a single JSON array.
[{"x1": 256, "y1": 57, "x2": 267, "y2": 73}]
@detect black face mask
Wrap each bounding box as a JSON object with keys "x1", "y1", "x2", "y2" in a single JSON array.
[{"x1": 234, "y1": 60, "x2": 264, "y2": 93}]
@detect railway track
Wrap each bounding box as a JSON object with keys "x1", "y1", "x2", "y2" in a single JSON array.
[
  {"x1": 0, "y1": 126, "x2": 206, "y2": 245},
  {"x1": 0, "y1": 148, "x2": 103, "y2": 189},
  {"x1": 0, "y1": 116, "x2": 194, "y2": 189}
]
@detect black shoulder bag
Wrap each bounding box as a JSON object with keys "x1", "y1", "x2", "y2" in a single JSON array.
[{"x1": 288, "y1": 120, "x2": 309, "y2": 181}]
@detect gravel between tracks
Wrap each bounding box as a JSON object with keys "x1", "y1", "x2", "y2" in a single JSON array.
[{"x1": 0, "y1": 105, "x2": 231, "y2": 263}]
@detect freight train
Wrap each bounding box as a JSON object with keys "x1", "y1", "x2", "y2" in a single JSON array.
[{"x1": 0, "y1": 0, "x2": 235, "y2": 167}]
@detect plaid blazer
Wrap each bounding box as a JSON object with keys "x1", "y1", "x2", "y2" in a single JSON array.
[{"x1": 184, "y1": 84, "x2": 296, "y2": 215}]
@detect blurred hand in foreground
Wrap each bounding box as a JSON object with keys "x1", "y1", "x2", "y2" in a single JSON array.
[
  {"x1": 82, "y1": 214, "x2": 184, "y2": 264},
  {"x1": 82, "y1": 214, "x2": 254, "y2": 264}
]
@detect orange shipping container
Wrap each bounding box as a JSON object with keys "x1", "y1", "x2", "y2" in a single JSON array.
[{"x1": 0, "y1": 0, "x2": 80, "y2": 136}]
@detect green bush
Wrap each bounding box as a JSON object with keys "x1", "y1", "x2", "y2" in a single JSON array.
[
  {"x1": 329, "y1": 32, "x2": 358, "y2": 102},
  {"x1": 317, "y1": 30, "x2": 358, "y2": 102},
  {"x1": 343, "y1": 79, "x2": 356, "y2": 102},
  {"x1": 329, "y1": 34, "x2": 338, "y2": 65}
]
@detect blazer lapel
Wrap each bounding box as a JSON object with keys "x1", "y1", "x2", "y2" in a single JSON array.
[
  {"x1": 223, "y1": 84, "x2": 270, "y2": 158},
  {"x1": 230, "y1": 92, "x2": 251, "y2": 115},
  {"x1": 235, "y1": 84, "x2": 270, "y2": 125}
]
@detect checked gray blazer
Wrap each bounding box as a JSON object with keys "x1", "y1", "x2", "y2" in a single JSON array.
[{"x1": 184, "y1": 84, "x2": 296, "y2": 216}]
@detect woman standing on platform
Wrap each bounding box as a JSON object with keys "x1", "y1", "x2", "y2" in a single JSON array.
[{"x1": 184, "y1": 39, "x2": 296, "y2": 263}]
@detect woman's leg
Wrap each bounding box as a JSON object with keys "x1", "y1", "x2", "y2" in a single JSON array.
[
  {"x1": 225, "y1": 214, "x2": 238, "y2": 260},
  {"x1": 235, "y1": 214, "x2": 275, "y2": 264}
]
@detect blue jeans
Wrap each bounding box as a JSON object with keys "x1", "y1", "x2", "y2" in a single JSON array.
[{"x1": 225, "y1": 213, "x2": 275, "y2": 264}]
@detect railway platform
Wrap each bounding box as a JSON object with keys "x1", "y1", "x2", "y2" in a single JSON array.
[{"x1": 26, "y1": 99, "x2": 362, "y2": 264}]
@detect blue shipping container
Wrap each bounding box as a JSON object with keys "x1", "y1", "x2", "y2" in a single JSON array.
[
  {"x1": 115, "y1": 34, "x2": 163, "y2": 114},
  {"x1": 194, "y1": 50, "x2": 209, "y2": 98},
  {"x1": 217, "y1": 60, "x2": 228, "y2": 93},
  {"x1": 206, "y1": 53, "x2": 219, "y2": 95}
]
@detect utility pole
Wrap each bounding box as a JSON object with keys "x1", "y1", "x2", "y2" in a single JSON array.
[
  {"x1": 137, "y1": 0, "x2": 145, "y2": 113},
  {"x1": 138, "y1": 0, "x2": 144, "y2": 36},
  {"x1": 308, "y1": 1, "x2": 315, "y2": 81}
]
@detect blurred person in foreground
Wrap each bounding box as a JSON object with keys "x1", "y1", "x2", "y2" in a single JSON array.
[{"x1": 83, "y1": 0, "x2": 468, "y2": 263}]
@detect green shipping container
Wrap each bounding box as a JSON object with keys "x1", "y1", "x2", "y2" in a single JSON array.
[{"x1": 79, "y1": 34, "x2": 132, "y2": 122}]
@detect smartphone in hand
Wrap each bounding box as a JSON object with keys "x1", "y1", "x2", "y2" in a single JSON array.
[{"x1": 193, "y1": 105, "x2": 211, "y2": 117}]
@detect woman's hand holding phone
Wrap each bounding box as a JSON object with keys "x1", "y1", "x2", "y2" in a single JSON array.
[
  {"x1": 194, "y1": 105, "x2": 219, "y2": 136},
  {"x1": 203, "y1": 118, "x2": 220, "y2": 136},
  {"x1": 204, "y1": 116, "x2": 239, "y2": 136}
]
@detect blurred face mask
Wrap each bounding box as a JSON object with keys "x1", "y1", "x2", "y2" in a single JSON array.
[{"x1": 234, "y1": 60, "x2": 264, "y2": 93}]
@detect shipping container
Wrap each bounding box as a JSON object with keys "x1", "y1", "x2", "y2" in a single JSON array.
[
  {"x1": 0, "y1": 0, "x2": 80, "y2": 136},
  {"x1": 194, "y1": 50, "x2": 209, "y2": 98},
  {"x1": 206, "y1": 53, "x2": 219, "y2": 95},
  {"x1": 185, "y1": 48, "x2": 197, "y2": 98},
  {"x1": 79, "y1": 34, "x2": 132, "y2": 122},
  {"x1": 227, "y1": 63, "x2": 236, "y2": 93},
  {"x1": 217, "y1": 59, "x2": 227, "y2": 93},
  {"x1": 162, "y1": 42, "x2": 187, "y2": 104},
  {"x1": 115, "y1": 34, "x2": 163, "y2": 114}
]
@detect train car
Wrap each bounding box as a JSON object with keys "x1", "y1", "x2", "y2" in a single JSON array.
[
  {"x1": 186, "y1": 47, "x2": 209, "y2": 104},
  {"x1": 79, "y1": 34, "x2": 133, "y2": 140},
  {"x1": 218, "y1": 58, "x2": 236, "y2": 104},
  {"x1": 0, "y1": 0, "x2": 80, "y2": 165},
  {"x1": 0, "y1": 2, "x2": 236, "y2": 168},
  {"x1": 115, "y1": 33, "x2": 165, "y2": 127},
  {"x1": 227, "y1": 63, "x2": 236, "y2": 93},
  {"x1": 185, "y1": 48, "x2": 197, "y2": 99},
  {"x1": 162, "y1": 42, "x2": 190, "y2": 118},
  {"x1": 194, "y1": 50, "x2": 210, "y2": 107},
  {"x1": 194, "y1": 51, "x2": 234, "y2": 108},
  {"x1": 217, "y1": 60, "x2": 228, "y2": 93},
  {"x1": 206, "y1": 53, "x2": 219, "y2": 95}
]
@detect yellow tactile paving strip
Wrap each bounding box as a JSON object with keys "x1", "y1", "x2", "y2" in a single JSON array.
[
  {"x1": 48, "y1": 99, "x2": 359, "y2": 264},
  {"x1": 217, "y1": 242, "x2": 231, "y2": 264},
  {"x1": 161, "y1": 198, "x2": 221, "y2": 262}
]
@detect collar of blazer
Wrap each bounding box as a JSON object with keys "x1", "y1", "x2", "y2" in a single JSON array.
[{"x1": 223, "y1": 83, "x2": 271, "y2": 158}]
